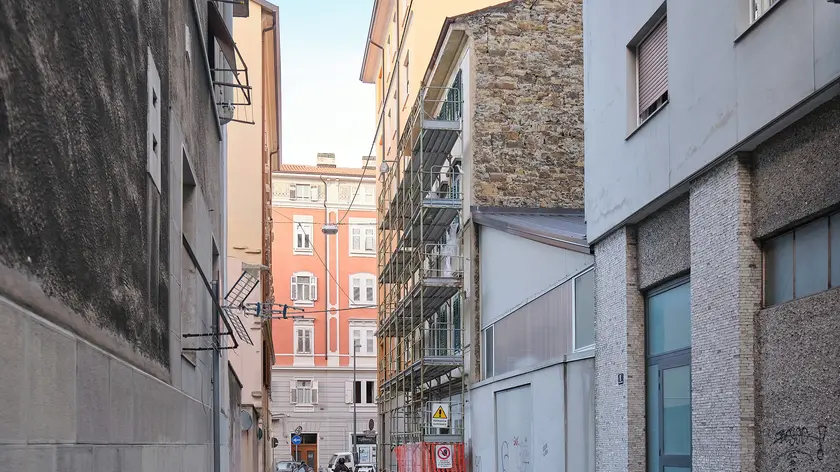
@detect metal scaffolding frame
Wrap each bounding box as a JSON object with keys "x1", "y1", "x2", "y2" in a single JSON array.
[{"x1": 377, "y1": 83, "x2": 466, "y2": 454}]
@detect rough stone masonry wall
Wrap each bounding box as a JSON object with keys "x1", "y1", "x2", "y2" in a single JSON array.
[
  {"x1": 462, "y1": 0, "x2": 584, "y2": 208},
  {"x1": 689, "y1": 155, "x2": 760, "y2": 472}
]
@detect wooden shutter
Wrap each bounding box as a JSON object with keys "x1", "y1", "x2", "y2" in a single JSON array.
[
  {"x1": 310, "y1": 276, "x2": 317, "y2": 301},
  {"x1": 637, "y1": 16, "x2": 668, "y2": 116},
  {"x1": 345, "y1": 381, "x2": 354, "y2": 404},
  {"x1": 311, "y1": 381, "x2": 319, "y2": 404},
  {"x1": 289, "y1": 184, "x2": 296, "y2": 200},
  {"x1": 290, "y1": 276, "x2": 297, "y2": 300},
  {"x1": 290, "y1": 380, "x2": 298, "y2": 404}
]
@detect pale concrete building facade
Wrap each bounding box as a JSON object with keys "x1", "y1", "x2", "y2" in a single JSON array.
[
  {"x1": 585, "y1": 1, "x2": 840, "y2": 471},
  {"x1": 227, "y1": 1, "x2": 282, "y2": 471}
]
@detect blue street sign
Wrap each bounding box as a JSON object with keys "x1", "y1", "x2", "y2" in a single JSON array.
[{"x1": 291, "y1": 435, "x2": 302, "y2": 445}]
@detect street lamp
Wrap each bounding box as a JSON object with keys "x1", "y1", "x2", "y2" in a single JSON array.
[{"x1": 353, "y1": 340, "x2": 360, "y2": 465}]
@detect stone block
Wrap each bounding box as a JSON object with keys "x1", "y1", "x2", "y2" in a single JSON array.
[
  {"x1": 116, "y1": 447, "x2": 143, "y2": 472},
  {"x1": 142, "y1": 445, "x2": 182, "y2": 472},
  {"x1": 93, "y1": 447, "x2": 119, "y2": 472},
  {"x1": 0, "y1": 303, "x2": 27, "y2": 444},
  {"x1": 185, "y1": 398, "x2": 211, "y2": 445},
  {"x1": 76, "y1": 343, "x2": 111, "y2": 443},
  {"x1": 109, "y1": 360, "x2": 135, "y2": 444},
  {"x1": 57, "y1": 445, "x2": 95, "y2": 471},
  {"x1": 133, "y1": 371, "x2": 185, "y2": 445},
  {"x1": 0, "y1": 445, "x2": 55, "y2": 471},
  {"x1": 27, "y1": 321, "x2": 76, "y2": 443},
  {"x1": 183, "y1": 444, "x2": 209, "y2": 470}
]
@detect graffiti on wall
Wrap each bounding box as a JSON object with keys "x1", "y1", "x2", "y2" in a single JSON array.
[
  {"x1": 499, "y1": 437, "x2": 531, "y2": 472},
  {"x1": 771, "y1": 425, "x2": 827, "y2": 472}
]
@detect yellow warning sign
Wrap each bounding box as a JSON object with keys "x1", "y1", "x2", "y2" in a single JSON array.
[
  {"x1": 431, "y1": 402, "x2": 449, "y2": 428},
  {"x1": 433, "y1": 406, "x2": 448, "y2": 419}
]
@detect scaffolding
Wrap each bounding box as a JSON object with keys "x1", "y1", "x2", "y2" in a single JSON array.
[{"x1": 377, "y1": 81, "x2": 466, "y2": 471}]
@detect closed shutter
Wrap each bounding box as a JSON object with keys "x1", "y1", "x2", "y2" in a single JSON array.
[
  {"x1": 311, "y1": 381, "x2": 319, "y2": 404},
  {"x1": 290, "y1": 380, "x2": 298, "y2": 404},
  {"x1": 290, "y1": 276, "x2": 297, "y2": 300},
  {"x1": 345, "y1": 381, "x2": 354, "y2": 404},
  {"x1": 310, "y1": 276, "x2": 317, "y2": 301},
  {"x1": 637, "y1": 16, "x2": 668, "y2": 117}
]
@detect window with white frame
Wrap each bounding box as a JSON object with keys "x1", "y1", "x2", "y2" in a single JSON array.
[
  {"x1": 750, "y1": 0, "x2": 780, "y2": 23},
  {"x1": 289, "y1": 183, "x2": 319, "y2": 201},
  {"x1": 635, "y1": 14, "x2": 668, "y2": 125},
  {"x1": 293, "y1": 216, "x2": 313, "y2": 253},
  {"x1": 345, "y1": 380, "x2": 376, "y2": 405},
  {"x1": 295, "y1": 324, "x2": 313, "y2": 354},
  {"x1": 290, "y1": 379, "x2": 318, "y2": 405},
  {"x1": 573, "y1": 268, "x2": 595, "y2": 351},
  {"x1": 402, "y1": 51, "x2": 410, "y2": 103},
  {"x1": 350, "y1": 273, "x2": 376, "y2": 306},
  {"x1": 349, "y1": 323, "x2": 376, "y2": 356},
  {"x1": 350, "y1": 219, "x2": 376, "y2": 255},
  {"x1": 362, "y1": 185, "x2": 375, "y2": 205},
  {"x1": 291, "y1": 272, "x2": 317, "y2": 305}
]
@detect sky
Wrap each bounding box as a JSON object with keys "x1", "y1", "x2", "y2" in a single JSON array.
[{"x1": 268, "y1": 0, "x2": 376, "y2": 169}]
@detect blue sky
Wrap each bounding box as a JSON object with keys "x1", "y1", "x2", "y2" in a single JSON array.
[{"x1": 268, "y1": 0, "x2": 376, "y2": 168}]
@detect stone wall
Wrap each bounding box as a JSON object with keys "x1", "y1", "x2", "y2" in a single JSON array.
[
  {"x1": 458, "y1": 0, "x2": 584, "y2": 208},
  {"x1": 637, "y1": 195, "x2": 690, "y2": 290}
]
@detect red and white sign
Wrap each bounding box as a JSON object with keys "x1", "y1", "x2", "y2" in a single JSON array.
[{"x1": 435, "y1": 445, "x2": 453, "y2": 469}]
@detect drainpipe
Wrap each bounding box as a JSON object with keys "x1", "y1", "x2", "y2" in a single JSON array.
[
  {"x1": 321, "y1": 175, "x2": 330, "y2": 361},
  {"x1": 212, "y1": 280, "x2": 222, "y2": 472}
]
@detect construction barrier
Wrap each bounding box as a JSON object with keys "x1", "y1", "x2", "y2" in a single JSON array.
[{"x1": 395, "y1": 442, "x2": 465, "y2": 472}]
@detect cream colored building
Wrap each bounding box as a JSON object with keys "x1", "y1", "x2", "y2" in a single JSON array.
[{"x1": 227, "y1": 1, "x2": 281, "y2": 471}]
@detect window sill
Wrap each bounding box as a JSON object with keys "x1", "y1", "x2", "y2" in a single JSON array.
[
  {"x1": 625, "y1": 100, "x2": 669, "y2": 141},
  {"x1": 293, "y1": 249, "x2": 313, "y2": 256},
  {"x1": 293, "y1": 301, "x2": 314, "y2": 308},
  {"x1": 350, "y1": 302, "x2": 377, "y2": 308},
  {"x1": 735, "y1": 0, "x2": 787, "y2": 44},
  {"x1": 294, "y1": 404, "x2": 315, "y2": 413},
  {"x1": 349, "y1": 404, "x2": 377, "y2": 412},
  {"x1": 349, "y1": 251, "x2": 376, "y2": 258}
]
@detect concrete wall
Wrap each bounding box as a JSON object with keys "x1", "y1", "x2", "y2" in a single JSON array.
[
  {"x1": 583, "y1": 0, "x2": 840, "y2": 241},
  {"x1": 478, "y1": 227, "x2": 592, "y2": 327},
  {"x1": 457, "y1": 0, "x2": 584, "y2": 209},
  {"x1": 270, "y1": 368, "x2": 379, "y2": 467},
  {"x1": 0, "y1": 0, "x2": 232, "y2": 469},
  {"x1": 470, "y1": 356, "x2": 594, "y2": 472}
]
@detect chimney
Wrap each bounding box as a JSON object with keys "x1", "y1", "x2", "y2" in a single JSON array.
[
  {"x1": 316, "y1": 153, "x2": 336, "y2": 168},
  {"x1": 362, "y1": 156, "x2": 376, "y2": 171}
]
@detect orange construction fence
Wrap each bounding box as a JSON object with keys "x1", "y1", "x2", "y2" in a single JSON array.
[{"x1": 395, "y1": 442, "x2": 466, "y2": 472}]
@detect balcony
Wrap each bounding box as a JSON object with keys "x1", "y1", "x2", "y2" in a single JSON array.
[{"x1": 379, "y1": 326, "x2": 464, "y2": 393}]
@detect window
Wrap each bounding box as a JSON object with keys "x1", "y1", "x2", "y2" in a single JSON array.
[
  {"x1": 350, "y1": 274, "x2": 376, "y2": 306},
  {"x1": 636, "y1": 15, "x2": 668, "y2": 124},
  {"x1": 350, "y1": 219, "x2": 376, "y2": 256},
  {"x1": 362, "y1": 186, "x2": 375, "y2": 205},
  {"x1": 295, "y1": 326, "x2": 313, "y2": 354},
  {"x1": 291, "y1": 272, "x2": 317, "y2": 305},
  {"x1": 750, "y1": 0, "x2": 780, "y2": 23},
  {"x1": 350, "y1": 324, "x2": 376, "y2": 356},
  {"x1": 763, "y1": 211, "x2": 840, "y2": 307},
  {"x1": 289, "y1": 183, "x2": 318, "y2": 201},
  {"x1": 402, "y1": 51, "x2": 410, "y2": 103},
  {"x1": 646, "y1": 278, "x2": 691, "y2": 472},
  {"x1": 346, "y1": 380, "x2": 376, "y2": 405},
  {"x1": 483, "y1": 325, "x2": 494, "y2": 379},
  {"x1": 290, "y1": 379, "x2": 318, "y2": 404},
  {"x1": 573, "y1": 268, "x2": 595, "y2": 351},
  {"x1": 293, "y1": 216, "x2": 313, "y2": 253}
]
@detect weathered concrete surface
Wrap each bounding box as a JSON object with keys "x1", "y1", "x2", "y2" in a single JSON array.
[
  {"x1": 458, "y1": 0, "x2": 584, "y2": 208},
  {"x1": 637, "y1": 195, "x2": 690, "y2": 290},
  {"x1": 756, "y1": 287, "x2": 840, "y2": 472},
  {"x1": 752, "y1": 95, "x2": 840, "y2": 239},
  {"x1": 0, "y1": 0, "x2": 170, "y2": 365}
]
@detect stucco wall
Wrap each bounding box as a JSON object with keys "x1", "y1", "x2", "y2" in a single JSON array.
[{"x1": 459, "y1": 0, "x2": 584, "y2": 208}]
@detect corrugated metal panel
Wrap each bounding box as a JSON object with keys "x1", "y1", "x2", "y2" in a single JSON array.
[
  {"x1": 638, "y1": 16, "x2": 668, "y2": 113},
  {"x1": 490, "y1": 282, "x2": 573, "y2": 376}
]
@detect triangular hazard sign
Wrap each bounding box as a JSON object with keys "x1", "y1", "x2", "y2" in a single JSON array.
[{"x1": 433, "y1": 406, "x2": 448, "y2": 419}]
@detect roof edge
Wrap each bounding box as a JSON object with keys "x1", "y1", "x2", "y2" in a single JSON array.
[{"x1": 473, "y1": 208, "x2": 590, "y2": 254}]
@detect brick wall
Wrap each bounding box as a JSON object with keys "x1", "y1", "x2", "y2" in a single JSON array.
[
  {"x1": 457, "y1": 0, "x2": 584, "y2": 208},
  {"x1": 689, "y1": 155, "x2": 760, "y2": 472},
  {"x1": 594, "y1": 227, "x2": 645, "y2": 472}
]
